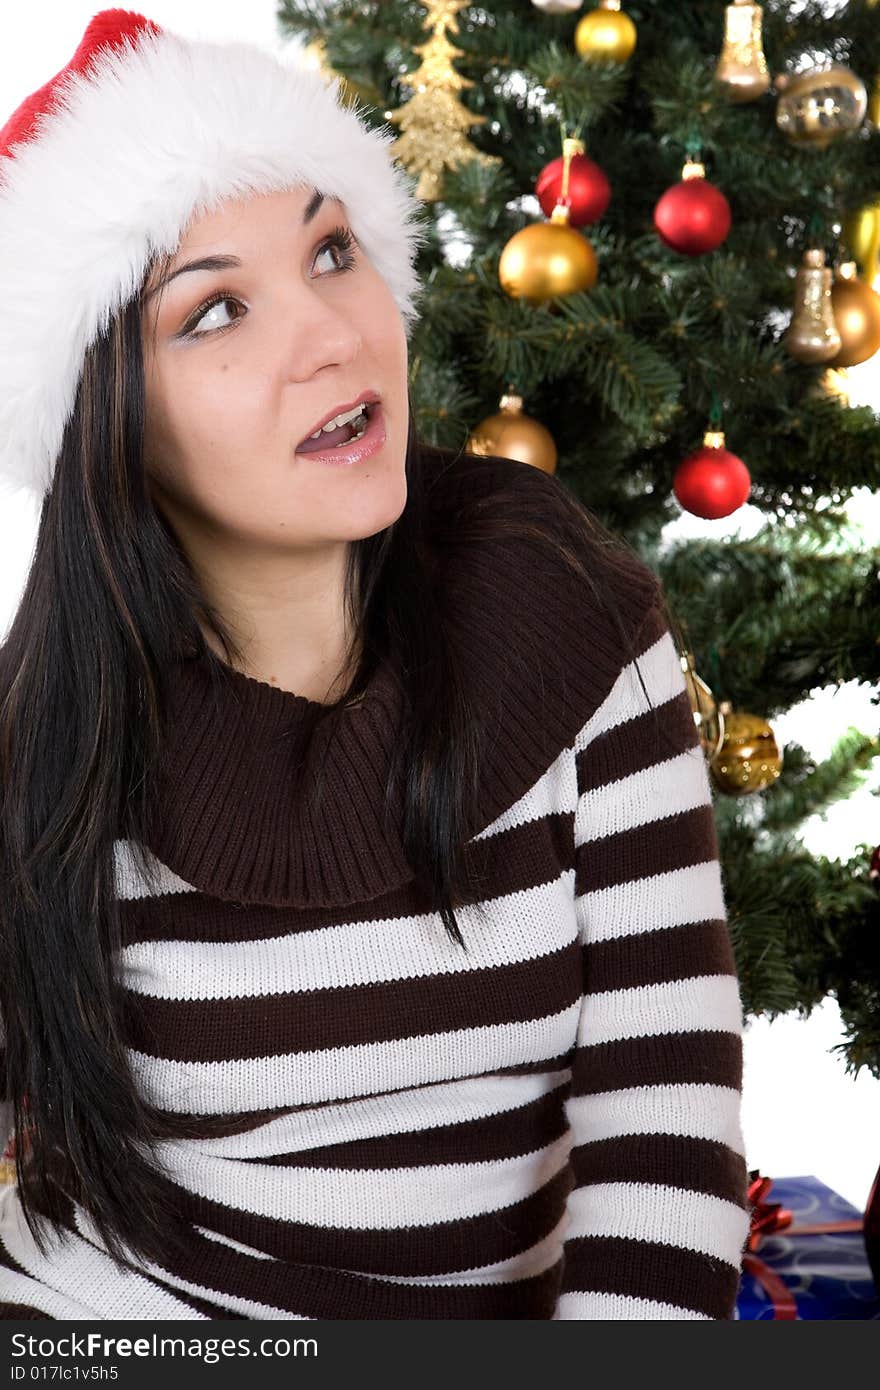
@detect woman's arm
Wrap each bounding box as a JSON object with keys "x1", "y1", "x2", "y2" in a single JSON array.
[{"x1": 553, "y1": 600, "x2": 751, "y2": 1319}]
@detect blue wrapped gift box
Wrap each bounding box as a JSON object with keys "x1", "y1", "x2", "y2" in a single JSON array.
[{"x1": 735, "y1": 1173, "x2": 880, "y2": 1320}]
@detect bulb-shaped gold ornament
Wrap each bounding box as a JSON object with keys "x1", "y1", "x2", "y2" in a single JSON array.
[
  {"x1": 782, "y1": 249, "x2": 842, "y2": 363},
  {"x1": 714, "y1": 1, "x2": 771, "y2": 103}
]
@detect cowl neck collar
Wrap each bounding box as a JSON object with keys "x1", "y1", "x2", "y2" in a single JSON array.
[
  {"x1": 141, "y1": 637, "x2": 413, "y2": 909},
  {"x1": 140, "y1": 448, "x2": 659, "y2": 909}
]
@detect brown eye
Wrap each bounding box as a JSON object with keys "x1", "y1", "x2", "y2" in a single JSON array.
[{"x1": 185, "y1": 294, "x2": 245, "y2": 338}]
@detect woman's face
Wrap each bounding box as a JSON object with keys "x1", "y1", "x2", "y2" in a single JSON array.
[{"x1": 139, "y1": 185, "x2": 409, "y2": 554}]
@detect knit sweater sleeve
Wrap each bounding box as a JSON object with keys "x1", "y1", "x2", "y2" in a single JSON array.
[{"x1": 552, "y1": 597, "x2": 751, "y2": 1320}]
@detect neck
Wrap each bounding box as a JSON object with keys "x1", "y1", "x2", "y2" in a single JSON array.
[{"x1": 201, "y1": 623, "x2": 362, "y2": 704}]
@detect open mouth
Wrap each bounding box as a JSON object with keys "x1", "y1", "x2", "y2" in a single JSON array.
[
  {"x1": 294, "y1": 400, "x2": 386, "y2": 465},
  {"x1": 296, "y1": 400, "x2": 376, "y2": 454}
]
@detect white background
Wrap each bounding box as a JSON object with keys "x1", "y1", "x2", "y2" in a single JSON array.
[{"x1": 1, "y1": 1, "x2": 879, "y2": 1212}]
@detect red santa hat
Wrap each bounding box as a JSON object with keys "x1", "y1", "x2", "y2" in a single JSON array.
[{"x1": 0, "y1": 8, "x2": 428, "y2": 502}]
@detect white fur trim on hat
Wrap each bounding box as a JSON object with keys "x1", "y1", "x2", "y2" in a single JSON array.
[{"x1": 0, "y1": 24, "x2": 430, "y2": 502}]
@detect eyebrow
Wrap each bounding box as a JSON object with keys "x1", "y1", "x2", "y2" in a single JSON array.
[{"x1": 141, "y1": 189, "x2": 345, "y2": 303}]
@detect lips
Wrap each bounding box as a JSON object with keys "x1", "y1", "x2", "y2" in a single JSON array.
[{"x1": 296, "y1": 390, "x2": 380, "y2": 450}]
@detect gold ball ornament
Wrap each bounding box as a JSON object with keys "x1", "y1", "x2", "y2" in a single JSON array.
[
  {"x1": 774, "y1": 64, "x2": 868, "y2": 148},
  {"x1": 498, "y1": 204, "x2": 598, "y2": 303},
  {"x1": 709, "y1": 706, "x2": 783, "y2": 796},
  {"x1": 466, "y1": 392, "x2": 558, "y2": 474},
  {"x1": 843, "y1": 202, "x2": 880, "y2": 284},
  {"x1": 825, "y1": 261, "x2": 880, "y2": 368},
  {"x1": 575, "y1": 1, "x2": 637, "y2": 64}
]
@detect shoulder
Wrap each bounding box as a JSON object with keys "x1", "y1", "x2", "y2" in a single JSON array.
[
  {"x1": 416, "y1": 441, "x2": 663, "y2": 638},
  {"x1": 417, "y1": 438, "x2": 578, "y2": 520},
  {"x1": 413, "y1": 442, "x2": 668, "y2": 834}
]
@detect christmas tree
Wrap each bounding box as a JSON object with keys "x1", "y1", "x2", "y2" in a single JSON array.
[{"x1": 279, "y1": 0, "x2": 880, "y2": 1076}]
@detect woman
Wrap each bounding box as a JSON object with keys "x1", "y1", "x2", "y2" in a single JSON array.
[{"x1": 0, "y1": 10, "x2": 751, "y2": 1320}]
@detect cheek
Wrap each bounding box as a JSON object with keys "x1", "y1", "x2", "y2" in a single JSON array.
[
  {"x1": 361, "y1": 268, "x2": 407, "y2": 356},
  {"x1": 370, "y1": 308, "x2": 409, "y2": 415},
  {"x1": 150, "y1": 358, "x2": 272, "y2": 464}
]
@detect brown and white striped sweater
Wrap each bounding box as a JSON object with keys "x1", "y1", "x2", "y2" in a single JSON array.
[{"x1": 0, "y1": 447, "x2": 751, "y2": 1320}]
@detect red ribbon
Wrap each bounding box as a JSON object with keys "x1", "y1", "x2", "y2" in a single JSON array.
[
  {"x1": 741, "y1": 1252, "x2": 799, "y2": 1319},
  {"x1": 742, "y1": 1170, "x2": 865, "y2": 1320},
  {"x1": 746, "y1": 1170, "x2": 793, "y2": 1253}
]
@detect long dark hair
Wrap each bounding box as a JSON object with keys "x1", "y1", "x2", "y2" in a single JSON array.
[{"x1": 0, "y1": 252, "x2": 679, "y2": 1279}]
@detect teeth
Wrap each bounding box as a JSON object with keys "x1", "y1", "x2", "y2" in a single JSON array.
[
  {"x1": 308, "y1": 402, "x2": 370, "y2": 439},
  {"x1": 335, "y1": 419, "x2": 367, "y2": 446}
]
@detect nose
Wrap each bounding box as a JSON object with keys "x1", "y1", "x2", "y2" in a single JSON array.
[{"x1": 282, "y1": 284, "x2": 363, "y2": 381}]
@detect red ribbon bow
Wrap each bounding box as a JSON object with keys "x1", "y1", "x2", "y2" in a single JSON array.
[
  {"x1": 746, "y1": 1169, "x2": 794, "y2": 1253},
  {"x1": 741, "y1": 1169, "x2": 865, "y2": 1320}
]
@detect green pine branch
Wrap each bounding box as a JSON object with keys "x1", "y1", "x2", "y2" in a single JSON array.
[{"x1": 276, "y1": 0, "x2": 880, "y2": 1072}]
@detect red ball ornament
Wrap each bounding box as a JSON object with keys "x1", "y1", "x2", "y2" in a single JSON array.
[
  {"x1": 536, "y1": 143, "x2": 611, "y2": 227},
  {"x1": 654, "y1": 156, "x2": 731, "y2": 257},
  {"x1": 673, "y1": 429, "x2": 751, "y2": 519}
]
